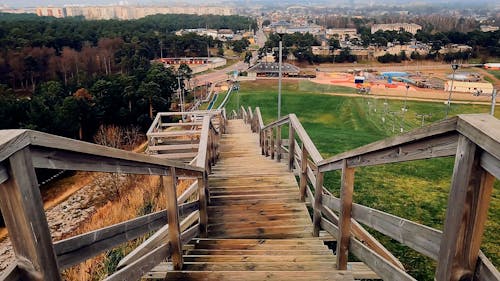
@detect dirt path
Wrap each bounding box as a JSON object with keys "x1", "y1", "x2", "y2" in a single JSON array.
[{"x1": 310, "y1": 73, "x2": 497, "y2": 105}]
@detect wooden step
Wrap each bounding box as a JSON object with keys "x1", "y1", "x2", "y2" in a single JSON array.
[
  {"x1": 190, "y1": 238, "x2": 324, "y2": 246},
  {"x1": 151, "y1": 270, "x2": 355, "y2": 280},
  {"x1": 182, "y1": 255, "x2": 337, "y2": 262}
]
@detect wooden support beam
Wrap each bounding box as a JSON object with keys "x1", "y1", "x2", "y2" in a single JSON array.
[
  {"x1": 164, "y1": 168, "x2": 183, "y2": 270},
  {"x1": 276, "y1": 126, "x2": 282, "y2": 162},
  {"x1": 0, "y1": 148, "x2": 61, "y2": 280},
  {"x1": 270, "y1": 128, "x2": 275, "y2": 160},
  {"x1": 116, "y1": 210, "x2": 198, "y2": 270},
  {"x1": 350, "y1": 237, "x2": 416, "y2": 281},
  {"x1": 312, "y1": 171, "x2": 324, "y2": 237},
  {"x1": 299, "y1": 144, "x2": 308, "y2": 202},
  {"x1": 288, "y1": 125, "x2": 295, "y2": 171},
  {"x1": 0, "y1": 163, "x2": 7, "y2": 185},
  {"x1": 436, "y1": 135, "x2": 495, "y2": 281},
  {"x1": 198, "y1": 174, "x2": 208, "y2": 237},
  {"x1": 104, "y1": 243, "x2": 171, "y2": 281},
  {"x1": 322, "y1": 206, "x2": 405, "y2": 270},
  {"x1": 337, "y1": 159, "x2": 355, "y2": 270}
]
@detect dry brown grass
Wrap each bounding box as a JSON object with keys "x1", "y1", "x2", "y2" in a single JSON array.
[{"x1": 62, "y1": 174, "x2": 194, "y2": 281}]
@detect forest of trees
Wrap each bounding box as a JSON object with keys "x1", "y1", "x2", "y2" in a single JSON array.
[{"x1": 0, "y1": 13, "x2": 257, "y2": 140}]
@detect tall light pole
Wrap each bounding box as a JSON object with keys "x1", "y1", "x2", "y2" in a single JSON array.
[
  {"x1": 278, "y1": 38, "x2": 283, "y2": 119},
  {"x1": 276, "y1": 28, "x2": 285, "y2": 119},
  {"x1": 403, "y1": 83, "x2": 410, "y2": 112},
  {"x1": 445, "y1": 61, "x2": 459, "y2": 118}
]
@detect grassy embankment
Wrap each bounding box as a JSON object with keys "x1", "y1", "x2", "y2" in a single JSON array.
[{"x1": 224, "y1": 79, "x2": 499, "y2": 281}]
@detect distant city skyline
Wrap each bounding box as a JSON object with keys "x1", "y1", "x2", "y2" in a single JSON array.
[
  {"x1": 1, "y1": 0, "x2": 223, "y2": 8},
  {"x1": 1, "y1": 0, "x2": 499, "y2": 9}
]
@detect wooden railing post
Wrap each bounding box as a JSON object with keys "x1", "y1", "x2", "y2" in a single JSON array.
[
  {"x1": 336, "y1": 159, "x2": 355, "y2": 270},
  {"x1": 270, "y1": 128, "x2": 275, "y2": 160},
  {"x1": 299, "y1": 143, "x2": 308, "y2": 202},
  {"x1": 262, "y1": 129, "x2": 267, "y2": 156},
  {"x1": 276, "y1": 125, "x2": 282, "y2": 162},
  {"x1": 312, "y1": 170, "x2": 324, "y2": 237},
  {"x1": 164, "y1": 167, "x2": 183, "y2": 270},
  {"x1": 198, "y1": 172, "x2": 208, "y2": 237},
  {"x1": 435, "y1": 135, "x2": 495, "y2": 281},
  {"x1": 0, "y1": 148, "x2": 62, "y2": 280},
  {"x1": 288, "y1": 124, "x2": 295, "y2": 171}
]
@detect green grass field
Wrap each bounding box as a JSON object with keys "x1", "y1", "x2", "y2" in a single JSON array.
[
  {"x1": 224, "y1": 79, "x2": 499, "y2": 280},
  {"x1": 487, "y1": 70, "x2": 500, "y2": 79}
]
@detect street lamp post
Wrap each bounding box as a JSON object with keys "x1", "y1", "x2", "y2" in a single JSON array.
[
  {"x1": 403, "y1": 83, "x2": 410, "y2": 112},
  {"x1": 445, "y1": 61, "x2": 459, "y2": 118},
  {"x1": 278, "y1": 38, "x2": 283, "y2": 119}
]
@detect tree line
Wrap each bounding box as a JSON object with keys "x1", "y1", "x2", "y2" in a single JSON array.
[{"x1": 0, "y1": 13, "x2": 256, "y2": 140}]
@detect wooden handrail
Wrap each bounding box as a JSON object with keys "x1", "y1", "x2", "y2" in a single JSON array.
[
  {"x1": 0, "y1": 106, "x2": 226, "y2": 280},
  {"x1": 246, "y1": 105, "x2": 500, "y2": 281},
  {"x1": 318, "y1": 117, "x2": 458, "y2": 172}
]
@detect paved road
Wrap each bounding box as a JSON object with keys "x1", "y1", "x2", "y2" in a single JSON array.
[{"x1": 193, "y1": 61, "x2": 247, "y2": 87}]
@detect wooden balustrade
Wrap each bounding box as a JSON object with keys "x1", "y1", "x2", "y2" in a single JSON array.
[
  {"x1": 0, "y1": 108, "x2": 224, "y2": 281},
  {"x1": 249, "y1": 106, "x2": 500, "y2": 281}
]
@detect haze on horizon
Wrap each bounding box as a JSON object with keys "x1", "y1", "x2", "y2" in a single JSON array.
[{"x1": 3, "y1": 0, "x2": 499, "y2": 8}]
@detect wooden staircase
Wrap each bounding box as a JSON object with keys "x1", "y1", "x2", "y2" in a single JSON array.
[{"x1": 146, "y1": 119, "x2": 376, "y2": 280}]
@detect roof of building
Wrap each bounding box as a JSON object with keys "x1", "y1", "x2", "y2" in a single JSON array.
[{"x1": 248, "y1": 62, "x2": 301, "y2": 73}]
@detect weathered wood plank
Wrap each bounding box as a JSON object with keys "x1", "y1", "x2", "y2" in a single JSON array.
[
  {"x1": 0, "y1": 263, "x2": 21, "y2": 281},
  {"x1": 165, "y1": 168, "x2": 183, "y2": 270},
  {"x1": 159, "y1": 271, "x2": 355, "y2": 281},
  {"x1": 289, "y1": 114, "x2": 323, "y2": 163},
  {"x1": 336, "y1": 160, "x2": 355, "y2": 270},
  {"x1": 55, "y1": 201, "x2": 198, "y2": 269},
  {"x1": 55, "y1": 209, "x2": 165, "y2": 269},
  {"x1": 148, "y1": 130, "x2": 202, "y2": 138},
  {"x1": 198, "y1": 174, "x2": 208, "y2": 237},
  {"x1": 276, "y1": 126, "x2": 282, "y2": 162},
  {"x1": 0, "y1": 163, "x2": 7, "y2": 185},
  {"x1": 352, "y1": 202, "x2": 441, "y2": 260},
  {"x1": 181, "y1": 223, "x2": 200, "y2": 245},
  {"x1": 104, "y1": 243, "x2": 170, "y2": 281},
  {"x1": 436, "y1": 135, "x2": 495, "y2": 281},
  {"x1": 28, "y1": 130, "x2": 203, "y2": 174},
  {"x1": 196, "y1": 116, "x2": 211, "y2": 170},
  {"x1": 116, "y1": 210, "x2": 199, "y2": 270},
  {"x1": 319, "y1": 133, "x2": 458, "y2": 172},
  {"x1": 148, "y1": 144, "x2": 199, "y2": 151},
  {"x1": 262, "y1": 115, "x2": 290, "y2": 131},
  {"x1": 456, "y1": 114, "x2": 500, "y2": 160},
  {"x1": 288, "y1": 126, "x2": 295, "y2": 171},
  {"x1": 0, "y1": 130, "x2": 30, "y2": 162},
  {"x1": 322, "y1": 206, "x2": 404, "y2": 270},
  {"x1": 312, "y1": 172, "x2": 324, "y2": 237},
  {"x1": 319, "y1": 117, "x2": 458, "y2": 171},
  {"x1": 177, "y1": 180, "x2": 198, "y2": 204},
  {"x1": 480, "y1": 151, "x2": 500, "y2": 179},
  {"x1": 475, "y1": 251, "x2": 500, "y2": 281},
  {"x1": 160, "y1": 122, "x2": 203, "y2": 127},
  {"x1": 350, "y1": 237, "x2": 416, "y2": 281},
  {"x1": 153, "y1": 152, "x2": 198, "y2": 160},
  {"x1": 299, "y1": 144, "x2": 308, "y2": 202},
  {"x1": 0, "y1": 148, "x2": 61, "y2": 280}
]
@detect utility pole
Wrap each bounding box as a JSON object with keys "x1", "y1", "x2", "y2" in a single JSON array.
[
  {"x1": 445, "y1": 61, "x2": 459, "y2": 118},
  {"x1": 278, "y1": 39, "x2": 283, "y2": 119}
]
